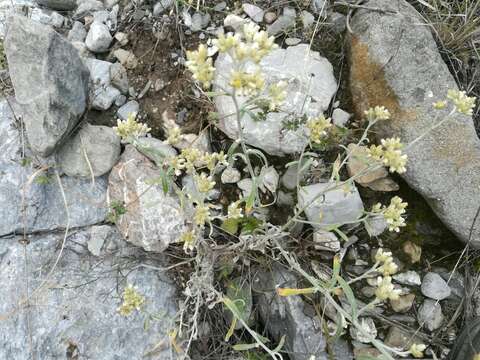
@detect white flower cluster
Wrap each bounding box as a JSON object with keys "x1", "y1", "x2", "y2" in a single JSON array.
[
  {"x1": 367, "y1": 137, "x2": 408, "y2": 174},
  {"x1": 372, "y1": 196, "x2": 408, "y2": 232}
]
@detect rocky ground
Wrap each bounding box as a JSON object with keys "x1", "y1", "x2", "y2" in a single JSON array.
[{"x1": 0, "y1": 0, "x2": 479, "y2": 359}]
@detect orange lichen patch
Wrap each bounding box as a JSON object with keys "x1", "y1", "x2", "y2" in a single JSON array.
[
  {"x1": 349, "y1": 35, "x2": 416, "y2": 135},
  {"x1": 349, "y1": 35, "x2": 478, "y2": 169}
]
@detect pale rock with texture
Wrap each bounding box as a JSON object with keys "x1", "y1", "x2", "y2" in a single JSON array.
[
  {"x1": 5, "y1": 15, "x2": 89, "y2": 156},
  {"x1": 349, "y1": 0, "x2": 480, "y2": 247},
  {"x1": 85, "y1": 21, "x2": 112, "y2": 52},
  {"x1": 85, "y1": 58, "x2": 121, "y2": 110},
  {"x1": 298, "y1": 181, "x2": 364, "y2": 228},
  {"x1": 0, "y1": 230, "x2": 177, "y2": 359},
  {"x1": 117, "y1": 100, "x2": 139, "y2": 120},
  {"x1": 0, "y1": 98, "x2": 107, "y2": 236},
  {"x1": 110, "y1": 62, "x2": 129, "y2": 93},
  {"x1": 421, "y1": 272, "x2": 451, "y2": 300},
  {"x1": 214, "y1": 44, "x2": 337, "y2": 156},
  {"x1": 242, "y1": 3, "x2": 264, "y2": 23},
  {"x1": 108, "y1": 145, "x2": 187, "y2": 252},
  {"x1": 418, "y1": 299, "x2": 444, "y2": 331},
  {"x1": 56, "y1": 123, "x2": 121, "y2": 177},
  {"x1": 68, "y1": 21, "x2": 87, "y2": 42},
  {"x1": 254, "y1": 265, "x2": 331, "y2": 360}
]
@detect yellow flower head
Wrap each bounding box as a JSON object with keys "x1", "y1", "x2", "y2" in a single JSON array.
[
  {"x1": 194, "y1": 172, "x2": 215, "y2": 193},
  {"x1": 180, "y1": 230, "x2": 197, "y2": 252},
  {"x1": 114, "y1": 114, "x2": 151, "y2": 140},
  {"x1": 118, "y1": 285, "x2": 145, "y2": 316},
  {"x1": 447, "y1": 89, "x2": 476, "y2": 116},
  {"x1": 228, "y1": 200, "x2": 244, "y2": 219},
  {"x1": 268, "y1": 81, "x2": 288, "y2": 111},
  {"x1": 409, "y1": 343, "x2": 427, "y2": 358},
  {"x1": 307, "y1": 115, "x2": 332, "y2": 144},
  {"x1": 375, "y1": 276, "x2": 400, "y2": 301},
  {"x1": 364, "y1": 106, "x2": 391, "y2": 122},
  {"x1": 186, "y1": 44, "x2": 215, "y2": 89}
]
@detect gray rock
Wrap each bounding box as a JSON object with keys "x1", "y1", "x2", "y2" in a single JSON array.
[
  {"x1": 260, "y1": 166, "x2": 279, "y2": 193},
  {"x1": 85, "y1": 22, "x2": 112, "y2": 52},
  {"x1": 253, "y1": 265, "x2": 329, "y2": 360},
  {"x1": 37, "y1": 0, "x2": 76, "y2": 10},
  {"x1": 93, "y1": 7, "x2": 118, "y2": 31},
  {"x1": 349, "y1": 0, "x2": 480, "y2": 247},
  {"x1": 68, "y1": 21, "x2": 87, "y2": 42},
  {"x1": 277, "y1": 190, "x2": 294, "y2": 206},
  {"x1": 384, "y1": 326, "x2": 418, "y2": 349},
  {"x1": 298, "y1": 181, "x2": 364, "y2": 228},
  {"x1": 281, "y1": 161, "x2": 307, "y2": 191},
  {"x1": 285, "y1": 37, "x2": 302, "y2": 46},
  {"x1": 71, "y1": 41, "x2": 93, "y2": 58},
  {"x1": 135, "y1": 137, "x2": 177, "y2": 167},
  {"x1": 328, "y1": 11, "x2": 347, "y2": 33},
  {"x1": 221, "y1": 166, "x2": 241, "y2": 184},
  {"x1": 421, "y1": 272, "x2": 451, "y2": 300},
  {"x1": 5, "y1": 15, "x2": 89, "y2": 156},
  {"x1": 117, "y1": 100, "x2": 139, "y2": 120},
  {"x1": 85, "y1": 58, "x2": 120, "y2": 110},
  {"x1": 115, "y1": 94, "x2": 126, "y2": 106},
  {"x1": 393, "y1": 271, "x2": 421, "y2": 286},
  {"x1": 213, "y1": 1, "x2": 226, "y2": 12},
  {"x1": 108, "y1": 145, "x2": 187, "y2": 252},
  {"x1": 237, "y1": 178, "x2": 253, "y2": 197},
  {"x1": 30, "y1": 7, "x2": 65, "y2": 27},
  {"x1": 311, "y1": 0, "x2": 327, "y2": 13},
  {"x1": 214, "y1": 44, "x2": 337, "y2": 156},
  {"x1": 364, "y1": 214, "x2": 388, "y2": 236},
  {"x1": 267, "y1": 8, "x2": 295, "y2": 36},
  {"x1": 418, "y1": 299, "x2": 444, "y2": 331},
  {"x1": 390, "y1": 293, "x2": 415, "y2": 313},
  {"x1": 57, "y1": 123, "x2": 121, "y2": 178},
  {"x1": 0, "y1": 98, "x2": 108, "y2": 236},
  {"x1": 301, "y1": 10, "x2": 315, "y2": 28},
  {"x1": 332, "y1": 108, "x2": 351, "y2": 127},
  {"x1": 0, "y1": 230, "x2": 177, "y2": 359},
  {"x1": 313, "y1": 230, "x2": 340, "y2": 252},
  {"x1": 153, "y1": 0, "x2": 174, "y2": 16},
  {"x1": 190, "y1": 12, "x2": 210, "y2": 32},
  {"x1": 242, "y1": 3, "x2": 264, "y2": 23},
  {"x1": 263, "y1": 11, "x2": 277, "y2": 24},
  {"x1": 350, "y1": 317, "x2": 377, "y2": 344},
  {"x1": 74, "y1": 0, "x2": 103, "y2": 18}
]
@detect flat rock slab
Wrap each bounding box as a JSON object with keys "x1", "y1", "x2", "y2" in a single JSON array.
[
  {"x1": 0, "y1": 98, "x2": 107, "y2": 236},
  {"x1": 348, "y1": 0, "x2": 480, "y2": 247},
  {"x1": 5, "y1": 15, "x2": 89, "y2": 156},
  {"x1": 0, "y1": 229, "x2": 178, "y2": 359},
  {"x1": 214, "y1": 44, "x2": 337, "y2": 156},
  {"x1": 56, "y1": 123, "x2": 121, "y2": 178},
  {"x1": 108, "y1": 145, "x2": 187, "y2": 253}
]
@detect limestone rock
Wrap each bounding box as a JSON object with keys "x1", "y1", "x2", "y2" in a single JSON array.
[
  {"x1": 108, "y1": 145, "x2": 187, "y2": 252},
  {"x1": 5, "y1": 15, "x2": 89, "y2": 156},
  {"x1": 0, "y1": 230, "x2": 178, "y2": 359},
  {"x1": 214, "y1": 44, "x2": 337, "y2": 156},
  {"x1": 349, "y1": 0, "x2": 480, "y2": 247},
  {"x1": 421, "y1": 272, "x2": 451, "y2": 300},
  {"x1": 298, "y1": 181, "x2": 364, "y2": 228},
  {"x1": 56, "y1": 123, "x2": 121, "y2": 178},
  {"x1": 253, "y1": 265, "x2": 330, "y2": 360},
  {"x1": 85, "y1": 22, "x2": 112, "y2": 53}
]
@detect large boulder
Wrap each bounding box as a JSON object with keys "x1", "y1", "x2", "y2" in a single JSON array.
[
  {"x1": 0, "y1": 98, "x2": 107, "y2": 236},
  {"x1": 348, "y1": 0, "x2": 480, "y2": 247},
  {"x1": 108, "y1": 145, "x2": 187, "y2": 253},
  {"x1": 213, "y1": 44, "x2": 337, "y2": 156},
  {"x1": 56, "y1": 123, "x2": 121, "y2": 178},
  {"x1": 0, "y1": 229, "x2": 178, "y2": 359},
  {"x1": 4, "y1": 14, "x2": 89, "y2": 156}
]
